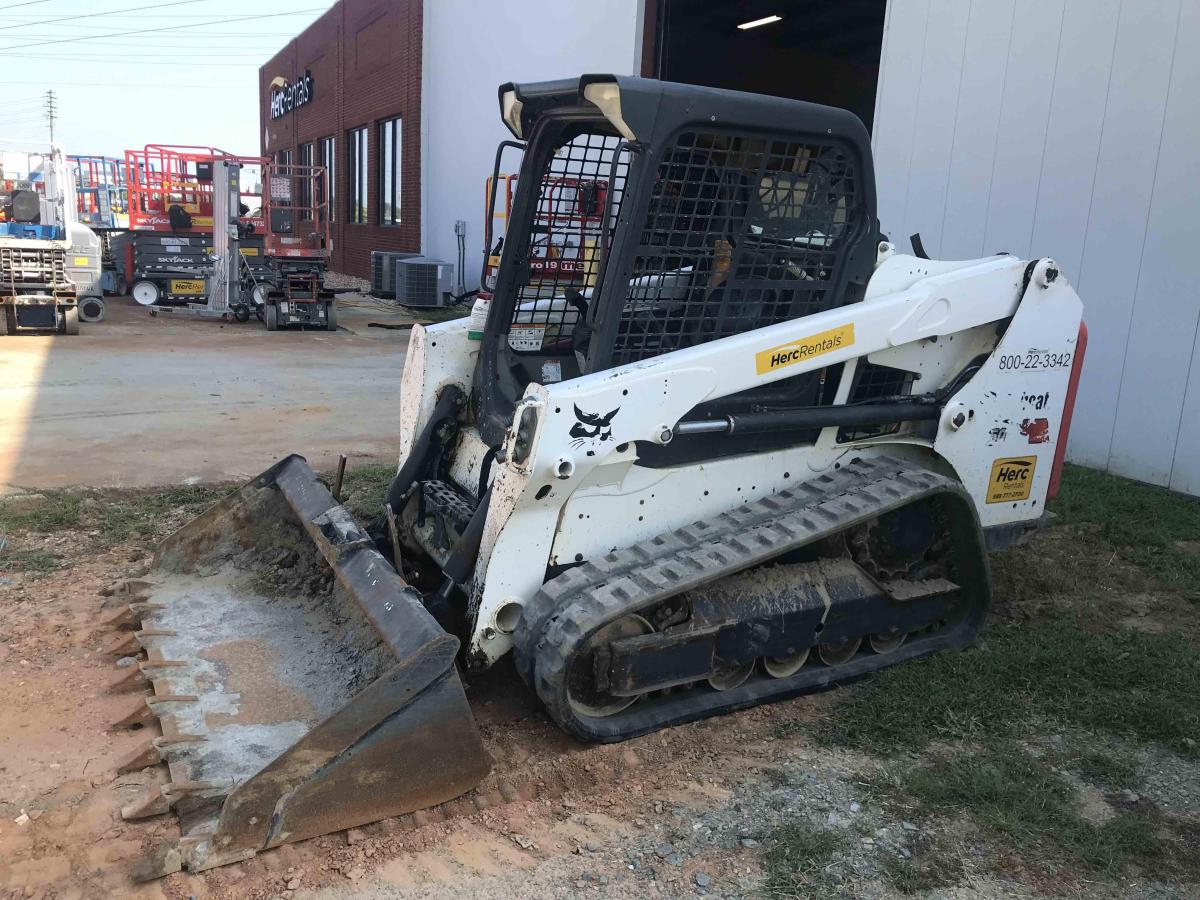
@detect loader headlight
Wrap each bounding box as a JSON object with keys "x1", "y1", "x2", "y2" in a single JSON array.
[
  {"x1": 500, "y1": 89, "x2": 525, "y2": 138},
  {"x1": 583, "y1": 82, "x2": 636, "y2": 142},
  {"x1": 512, "y1": 405, "x2": 538, "y2": 465}
]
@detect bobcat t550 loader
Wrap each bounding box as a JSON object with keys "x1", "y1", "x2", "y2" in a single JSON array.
[{"x1": 104, "y1": 75, "x2": 1085, "y2": 878}]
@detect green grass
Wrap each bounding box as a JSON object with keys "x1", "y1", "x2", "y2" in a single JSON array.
[
  {"x1": 1071, "y1": 748, "x2": 1141, "y2": 791},
  {"x1": 759, "y1": 820, "x2": 846, "y2": 898},
  {"x1": 1050, "y1": 464, "x2": 1200, "y2": 600},
  {"x1": 882, "y1": 844, "x2": 964, "y2": 895},
  {"x1": 335, "y1": 462, "x2": 395, "y2": 524},
  {"x1": 0, "y1": 490, "x2": 83, "y2": 532},
  {"x1": 92, "y1": 484, "x2": 225, "y2": 543},
  {"x1": 0, "y1": 461, "x2": 391, "y2": 560},
  {"x1": 0, "y1": 548, "x2": 63, "y2": 575},
  {"x1": 826, "y1": 615, "x2": 1200, "y2": 759},
  {"x1": 0, "y1": 484, "x2": 225, "y2": 546},
  {"x1": 902, "y1": 747, "x2": 1179, "y2": 878}
]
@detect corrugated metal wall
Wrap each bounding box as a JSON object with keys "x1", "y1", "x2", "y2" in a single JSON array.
[{"x1": 872, "y1": 0, "x2": 1200, "y2": 494}]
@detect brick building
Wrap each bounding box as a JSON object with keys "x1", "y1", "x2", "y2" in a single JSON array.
[{"x1": 259, "y1": 0, "x2": 422, "y2": 278}]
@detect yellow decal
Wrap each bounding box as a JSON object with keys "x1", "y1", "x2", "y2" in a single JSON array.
[
  {"x1": 986, "y1": 456, "x2": 1037, "y2": 504},
  {"x1": 756, "y1": 324, "x2": 855, "y2": 375},
  {"x1": 72, "y1": 256, "x2": 89, "y2": 267},
  {"x1": 169, "y1": 279, "x2": 206, "y2": 295},
  {"x1": 239, "y1": 247, "x2": 260, "y2": 256}
]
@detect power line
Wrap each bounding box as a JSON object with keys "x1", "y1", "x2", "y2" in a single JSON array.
[
  {"x1": 0, "y1": 49, "x2": 271, "y2": 57},
  {"x1": 0, "y1": 0, "x2": 51, "y2": 10},
  {"x1": 0, "y1": 54, "x2": 259, "y2": 66},
  {"x1": 0, "y1": 35, "x2": 292, "y2": 41},
  {"x1": 0, "y1": 79, "x2": 246, "y2": 88},
  {"x1": 0, "y1": 12, "x2": 294, "y2": 19},
  {"x1": 0, "y1": 0, "x2": 211, "y2": 32},
  {"x1": 0, "y1": 8, "x2": 326, "y2": 51}
]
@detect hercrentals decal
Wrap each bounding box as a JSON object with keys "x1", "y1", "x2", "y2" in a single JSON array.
[
  {"x1": 986, "y1": 456, "x2": 1037, "y2": 504},
  {"x1": 269, "y1": 71, "x2": 314, "y2": 120},
  {"x1": 756, "y1": 323, "x2": 855, "y2": 375}
]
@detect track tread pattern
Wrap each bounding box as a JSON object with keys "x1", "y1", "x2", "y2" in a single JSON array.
[{"x1": 515, "y1": 455, "x2": 987, "y2": 742}]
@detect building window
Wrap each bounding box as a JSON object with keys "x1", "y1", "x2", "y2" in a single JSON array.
[
  {"x1": 347, "y1": 126, "x2": 367, "y2": 224},
  {"x1": 276, "y1": 149, "x2": 292, "y2": 167},
  {"x1": 378, "y1": 117, "x2": 401, "y2": 225},
  {"x1": 297, "y1": 142, "x2": 313, "y2": 220},
  {"x1": 318, "y1": 135, "x2": 334, "y2": 222}
]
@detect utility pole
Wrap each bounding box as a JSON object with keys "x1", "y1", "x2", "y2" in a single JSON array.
[{"x1": 43, "y1": 89, "x2": 57, "y2": 143}]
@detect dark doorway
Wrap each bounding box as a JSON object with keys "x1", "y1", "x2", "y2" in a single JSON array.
[{"x1": 651, "y1": 0, "x2": 887, "y2": 132}]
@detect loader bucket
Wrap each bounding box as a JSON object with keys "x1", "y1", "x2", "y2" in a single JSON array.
[{"x1": 104, "y1": 455, "x2": 491, "y2": 880}]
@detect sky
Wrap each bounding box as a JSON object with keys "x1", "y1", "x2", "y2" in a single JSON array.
[{"x1": 0, "y1": 0, "x2": 326, "y2": 160}]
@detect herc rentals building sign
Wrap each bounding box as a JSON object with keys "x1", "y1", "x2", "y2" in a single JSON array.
[{"x1": 269, "y1": 71, "x2": 314, "y2": 119}]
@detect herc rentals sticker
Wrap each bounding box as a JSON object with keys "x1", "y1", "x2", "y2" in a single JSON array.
[
  {"x1": 986, "y1": 456, "x2": 1037, "y2": 504},
  {"x1": 756, "y1": 324, "x2": 855, "y2": 375}
]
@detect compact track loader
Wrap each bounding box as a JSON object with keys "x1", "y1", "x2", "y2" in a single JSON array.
[{"x1": 104, "y1": 75, "x2": 1086, "y2": 879}]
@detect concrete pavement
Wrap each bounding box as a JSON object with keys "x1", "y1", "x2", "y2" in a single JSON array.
[{"x1": 0, "y1": 296, "x2": 415, "y2": 491}]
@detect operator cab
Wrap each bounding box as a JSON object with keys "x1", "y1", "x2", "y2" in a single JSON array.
[{"x1": 474, "y1": 75, "x2": 882, "y2": 456}]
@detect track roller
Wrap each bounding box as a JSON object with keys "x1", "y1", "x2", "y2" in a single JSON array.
[
  {"x1": 763, "y1": 648, "x2": 810, "y2": 678},
  {"x1": 870, "y1": 631, "x2": 907, "y2": 654},
  {"x1": 818, "y1": 637, "x2": 863, "y2": 667}
]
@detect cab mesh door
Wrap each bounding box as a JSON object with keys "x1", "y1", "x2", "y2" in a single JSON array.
[{"x1": 609, "y1": 130, "x2": 864, "y2": 366}]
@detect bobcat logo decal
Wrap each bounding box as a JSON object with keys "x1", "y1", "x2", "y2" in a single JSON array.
[{"x1": 570, "y1": 404, "x2": 620, "y2": 448}]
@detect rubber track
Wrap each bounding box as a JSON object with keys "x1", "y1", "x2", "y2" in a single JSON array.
[{"x1": 515, "y1": 455, "x2": 990, "y2": 743}]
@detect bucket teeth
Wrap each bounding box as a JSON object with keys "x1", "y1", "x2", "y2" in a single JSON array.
[
  {"x1": 99, "y1": 605, "x2": 138, "y2": 629},
  {"x1": 161, "y1": 780, "x2": 220, "y2": 804},
  {"x1": 121, "y1": 786, "x2": 171, "y2": 820},
  {"x1": 110, "y1": 695, "x2": 155, "y2": 731},
  {"x1": 107, "y1": 628, "x2": 177, "y2": 658},
  {"x1": 105, "y1": 631, "x2": 142, "y2": 657},
  {"x1": 109, "y1": 665, "x2": 147, "y2": 693},
  {"x1": 99, "y1": 578, "x2": 156, "y2": 610},
  {"x1": 115, "y1": 738, "x2": 163, "y2": 774},
  {"x1": 157, "y1": 716, "x2": 206, "y2": 745},
  {"x1": 130, "y1": 841, "x2": 183, "y2": 882},
  {"x1": 148, "y1": 693, "x2": 199, "y2": 706}
]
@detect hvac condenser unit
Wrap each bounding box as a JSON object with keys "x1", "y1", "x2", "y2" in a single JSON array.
[
  {"x1": 370, "y1": 250, "x2": 419, "y2": 298},
  {"x1": 394, "y1": 257, "x2": 454, "y2": 308}
]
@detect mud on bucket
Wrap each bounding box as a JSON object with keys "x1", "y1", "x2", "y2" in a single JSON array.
[{"x1": 103, "y1": 454, "x2": 491, "y2": 879}]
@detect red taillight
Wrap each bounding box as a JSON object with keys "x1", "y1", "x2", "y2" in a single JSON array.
[{"x1": 1047, "y1": 321, "x2": 1088, "y2": 500}]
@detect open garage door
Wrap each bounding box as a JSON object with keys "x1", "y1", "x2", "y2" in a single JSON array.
[{"x1": 648, "y1": 0, "x2": 887, "y2": 132}]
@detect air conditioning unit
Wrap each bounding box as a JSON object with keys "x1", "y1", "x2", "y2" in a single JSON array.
[
  {"x1": 394, "y1": 257, "x2": 454, "y2": 308},
  {"x1": 370, "y1": 250, "x2": 419, "y2": 298}
]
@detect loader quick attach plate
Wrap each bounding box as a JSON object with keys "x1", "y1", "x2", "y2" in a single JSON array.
[{"x1": 103, "y1": 455, "x2": 490, "y2": 879}]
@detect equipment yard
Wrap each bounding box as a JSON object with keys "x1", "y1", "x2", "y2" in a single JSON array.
[
  {"x1": 4, "y1": 0, "x2": 1198, "y2": 897},
  {"x1": 2, "y1": 457, "x2": 1198, "y2": 899},
  {"x1": 0, "y1": 296, "x2": 408, "y2": 491}
]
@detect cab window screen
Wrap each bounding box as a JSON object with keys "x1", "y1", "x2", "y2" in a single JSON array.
[
  {"x1": 506, "y1": 131, "x2": 630, "y2": 355},
  {"x1": 612, "y1": 131, "x2": 862, "y2": 366}
]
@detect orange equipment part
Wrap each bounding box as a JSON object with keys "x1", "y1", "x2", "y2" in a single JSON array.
[{"x1": 125, "y1": 145, "x2": 265, "y2": 233}]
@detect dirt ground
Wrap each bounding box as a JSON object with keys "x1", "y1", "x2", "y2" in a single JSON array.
[
  {"x1": 1, "y1": 480, "x2": 1197, "y2": 900},
  {"x1": 0, "y1": 533, "x2": 814, "y2": 900},
  {"x1": 2, "y1": 315, "x2": 1198, "y2": 900},
  {"x1": 0, "y1": 294, "x2": 413, "y2": 493}
]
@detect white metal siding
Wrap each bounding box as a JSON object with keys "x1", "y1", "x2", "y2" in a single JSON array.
[
  {"x1": 421, "y1": 0, "x2": 641, "y2": 291},
  {"x1": 874, "y1": 0, "x2": 1200, "y2": 493}
]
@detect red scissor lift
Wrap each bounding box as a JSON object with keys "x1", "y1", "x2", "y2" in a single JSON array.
[
  {"x1": 260, "y1": 162, "x2": 335, "y2": 330},
  {"x1": 122, "y1": 144, "x2": 268, "y2": 314}
]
